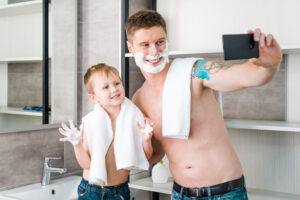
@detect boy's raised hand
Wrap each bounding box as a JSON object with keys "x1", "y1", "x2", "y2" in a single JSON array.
[
  {"x1": 137, "y1": 118, "x2": 154, "y2": 141},
  {"x1": 59, "y1": 120, "x2": 83, "y2": 146}
]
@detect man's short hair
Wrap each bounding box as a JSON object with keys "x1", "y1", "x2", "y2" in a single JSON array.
[
  {"x1": 84, "y1": 63, "x2": 120, "y2": 94},
  {"x1": 125, "y1": 10, "x2": 167, "y2": 42}
]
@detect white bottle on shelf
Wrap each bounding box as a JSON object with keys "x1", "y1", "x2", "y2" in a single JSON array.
[{"x1": 152, "y1": 160, "x2": 169, "y2": 183}]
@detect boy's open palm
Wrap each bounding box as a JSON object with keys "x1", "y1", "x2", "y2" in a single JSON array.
[
  {"x1": 137, "y1": 118, "x2": 154, "y2": 141},
  {"x1": 59, "y1": 120, "x2": 83, "y2": 146}
]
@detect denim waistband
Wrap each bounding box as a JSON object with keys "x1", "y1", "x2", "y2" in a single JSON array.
[
  {"x1": 80, "y1": 178, "x2": 129, "y2": 192},
  {"x1": 173, "y1": 175, "x2": 246, "y2": 198}
]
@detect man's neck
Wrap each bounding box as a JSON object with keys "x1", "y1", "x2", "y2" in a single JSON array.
[{"x1": 142, "y1": 60, "x2": 172, "y2": 90}]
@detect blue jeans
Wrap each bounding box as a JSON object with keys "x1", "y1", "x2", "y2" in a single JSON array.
[
  {"x1": 77, "y1": 178, "x2": 130, "y2": 200},
  {"x1": 171, "y1": 178, "x2": 248, "y2": 200}
]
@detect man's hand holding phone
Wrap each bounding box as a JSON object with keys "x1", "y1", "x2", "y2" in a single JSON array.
[
  {"x1": 247, "y1": 28, "x2": 282, "y2": 68},
  {"x1": 222, "y1": 28, "x2": 282, "y2": 68}
]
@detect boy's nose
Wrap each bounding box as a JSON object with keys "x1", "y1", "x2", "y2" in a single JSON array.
[{"x1": 111, "y1": 85, "x2": 118, "y2": 92}]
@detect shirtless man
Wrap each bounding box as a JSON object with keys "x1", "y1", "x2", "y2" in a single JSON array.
[{"x1": 126, "y1": 10, "x2": 282, "y2": 199}]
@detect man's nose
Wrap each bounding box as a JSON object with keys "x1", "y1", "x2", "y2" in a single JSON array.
[{"x1": 148, "y1": 44, "x2": 159, "y2": 56}]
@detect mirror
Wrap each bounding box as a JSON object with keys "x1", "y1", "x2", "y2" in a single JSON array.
[{"x1": 0, "y1": 0, "x2": 77, "y2": 130}]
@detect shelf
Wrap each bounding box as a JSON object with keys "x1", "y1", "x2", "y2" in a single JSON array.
[
  {"x1": 124, "y1": 47, "x2": 300, "y2": 58},
  {"x1": 129, "y1": 176, "x2": 173, "y2": 195},
  {"x1": 129, "y1": 177, "x2": 300, "y2": 200},
  {"x1": 282, "y1": 46, "x2": 300, "y2": 54},
  {"x1": 0, "y1": 0, "x2": 42, "y2": 17},
  {"x1": 225, "y1": 119, "x2": 300, "y2": 132},
  {"x1": 125, "y1": 50, "x2": 221, "y2": 58},
  {"x1": 0, "y1": 106, "x2": 42, "y2": 117},
  {"x1": 0, "y1": 57, "x2": 43, "y2": 64}
]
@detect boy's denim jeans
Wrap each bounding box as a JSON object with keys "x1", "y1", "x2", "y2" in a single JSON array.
[{"x1": 77, "y1": 178, "x2": 130, "y2": 200}]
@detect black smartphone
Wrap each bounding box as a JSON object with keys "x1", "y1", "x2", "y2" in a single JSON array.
[{"x1": 222, "y1": 34, "x2": 259, "y2": 60}]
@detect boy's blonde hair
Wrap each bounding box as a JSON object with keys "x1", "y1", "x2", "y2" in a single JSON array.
[
  {"x1": 84, "y1": 63, "x2": 120, "y2": 94},
  {"x1": 125, "y1": 9, "x2": 167, "y2": 42}
]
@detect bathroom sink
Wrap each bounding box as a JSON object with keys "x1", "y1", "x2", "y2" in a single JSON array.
[{"x1": 0, "y1": 176, "x2": 81, "y2": 200}]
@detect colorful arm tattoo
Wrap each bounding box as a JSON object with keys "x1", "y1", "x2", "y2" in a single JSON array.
[{"x1": 192, "y1": 59, "x2": 233, "y2": 80}]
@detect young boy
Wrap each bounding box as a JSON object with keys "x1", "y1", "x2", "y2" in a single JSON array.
[
  {"x1": 59, "y1": 63, "x2": 153, "y2": 200},
  {"x1": 126, "y1": 10, "x2": 282, "y2": 200}
]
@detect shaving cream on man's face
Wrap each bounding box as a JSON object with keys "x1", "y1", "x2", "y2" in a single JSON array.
[{"x1": 134, "y1": 44, "x2": 169, "y2": 74}]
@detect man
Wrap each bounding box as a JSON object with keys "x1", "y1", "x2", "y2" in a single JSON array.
[{"x1": 126, "y1": 10, "x2": 282, "y2": 199}]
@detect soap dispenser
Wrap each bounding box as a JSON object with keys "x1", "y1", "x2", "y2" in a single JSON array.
[{"x1": 151, "y1": 160, "x2": 169, "y2": 183}]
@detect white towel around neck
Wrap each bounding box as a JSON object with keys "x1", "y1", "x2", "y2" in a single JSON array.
[
  {"x1": 162, "y1": 58, "x2": 202, "y2": 139},
  {"x1": 82, "y1": 98, "x2": 149, "y2": 186}
]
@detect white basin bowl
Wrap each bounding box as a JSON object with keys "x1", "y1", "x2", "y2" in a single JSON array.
[{"x1": 0, "y1": 176, "x2": 81, "y2": 200}]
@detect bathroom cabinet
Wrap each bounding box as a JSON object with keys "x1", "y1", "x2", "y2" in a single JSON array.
[
  {"x1": 0, "y1": 57, "x2": 43, "y2": 116},
  {"x1": 0, "y1": 58, "x2": 45, "y2": 128},
  {"x1": 0, "y1": 1, "x2": 48, "y2": 128}
]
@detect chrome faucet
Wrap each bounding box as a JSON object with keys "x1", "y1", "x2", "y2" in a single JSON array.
[{"x1": 42, "y1": 157, "x2": 67, "y2": 186}]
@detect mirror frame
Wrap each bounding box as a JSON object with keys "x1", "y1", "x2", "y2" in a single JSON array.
[{"x1": 42, "y1": 0, "x2": 49, "y2": 124}]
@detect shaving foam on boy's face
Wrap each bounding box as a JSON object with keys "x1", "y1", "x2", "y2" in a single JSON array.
[{"x1": 134, "y1": 42, "x2": 169, "y2": 74}]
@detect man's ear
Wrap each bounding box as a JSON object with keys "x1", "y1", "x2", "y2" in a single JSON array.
[{"x1": 126, "y1": 41, "x2": 135, "y2": 55}]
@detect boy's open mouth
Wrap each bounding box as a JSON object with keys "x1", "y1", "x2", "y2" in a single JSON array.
[{"x1": 111, "y1": 94, "x2": 121, "y2": 99}]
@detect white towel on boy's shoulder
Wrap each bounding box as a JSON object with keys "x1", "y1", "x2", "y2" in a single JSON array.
[
  {"x1": 162, "y1": 57, "x2": 202, "y2": 139},
  {"x1": 82, "y1": 97, "x2": 149, "y2": 186}
]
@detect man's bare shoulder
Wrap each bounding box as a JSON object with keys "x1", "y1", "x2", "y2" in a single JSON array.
[
  {"x1": 132, "y1": 88, "x2": 140, "y2": 104},
  {"x1": 132, "y1": 86, "x2": 145, "y2": 108},
  {"x1": 190, "y1": 59, "x2": 206, "y2": 90}
]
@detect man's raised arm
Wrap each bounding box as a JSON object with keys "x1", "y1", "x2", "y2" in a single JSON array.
[{"x1": 193, "y1": 28, "x2": 282, "y2": 92}]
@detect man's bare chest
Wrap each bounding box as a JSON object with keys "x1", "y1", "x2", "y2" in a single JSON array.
[{"x1": 141, "y1": 97, "x2": 163, "y2": 136}]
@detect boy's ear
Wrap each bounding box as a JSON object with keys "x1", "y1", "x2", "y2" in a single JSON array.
[
  {"x1": 88, "y1": 93, "x2": 97, "y2": 103},
  {"x1": 126, "y1": 41, "x2": 135, "y2": 55}
]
